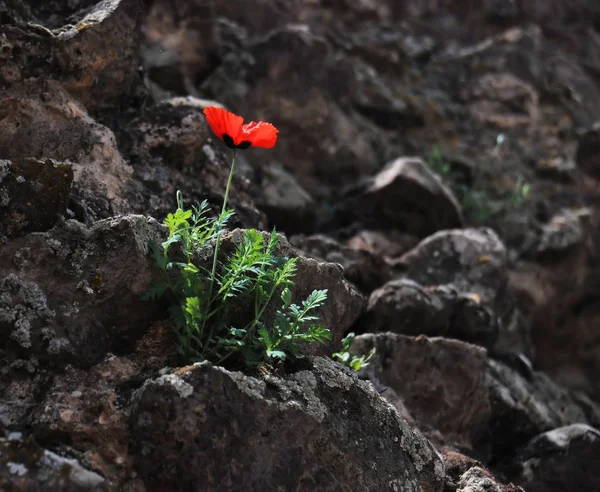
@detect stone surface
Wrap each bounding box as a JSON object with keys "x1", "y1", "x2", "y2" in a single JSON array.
[
  {"x1": 337, "y1": 157, "x2": 463, "y2": 238},
  {"x1": 130, "y1": 356, "x2": 445, "y2": 492},
  {"x1": 351, "y1": 333, "x2": 491, "y2": 449},
  {"x1": 255, "y1": 163, "x2": 317, "y2": 234},
  {"x1": 0, "y1": 158, "x2": 73, "y2": 242},
  {"x1": 441, "y1": 449, "x2": 523, "y2": 492},
  {"x1": 359, "y1": 279, "x2": 499, "y2": 348},
  {"x1": 290, "y1": 233, "x2": 392, "y2": 293},
  {"x1": 395, "y1": 228, "x2": 508, "y2": 308},
  {"x1": 456, "y1": 466, "x2": 523, "y2": 492},
  {"x1": 0, "y1": 215, "x2": 164, "y2": 366},
  {"x1": 0, "y1": 82, "x2": 134, "y2": 223},
  {"x1": 504, "y1": 424, "x2": 600, "y2": 492},
  {"x1": 0, "y1": 434, "x2": 109, "y2": 491},
  {"x1": 485, "y1": 358, "x2": 600, "y2": 459},
  {"x1": 0, "y1": 0, "x2": 147, "y2": 113}
]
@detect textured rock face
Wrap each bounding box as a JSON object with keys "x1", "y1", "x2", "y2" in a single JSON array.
[
  {"x1": 130, "y1": 356, "x2": 446, "y2": 492},
  {"x1": 485, "y1": 358, "x2": 600, "y2": 459},
  {"x1": 351, "y1": 333, "x2": 491, "y2": 449},
  {"x1": 395, "y1": 228, "x2": 507, "y2": 308},
  {"x1": 504, "y1": 424, "x2": 600, "y2": 492},
  {"x1": 0, "y1": 435, "x2": 109, "y2": 492},
  {"x1": 360, "y1": 278, "x2": 499, "y2": 348},
  {"x1": 0, "y1": 0, "x2": 147, "y2": 113},
  {"x1": 2, "y1": 0, "x2": 600, "y2": 489},
  {"x1": 0, "y1": 82, "x2": 134, "y2": 223},
  {"x1": 0, "y1": 215, "x2": 164, "y2": 366},
  {"x1": 0, "y1": 158, "x2": 73, "y2": 242},
  {"x1": 338, "y1": 157, "x2": 463, "y2": 238}
]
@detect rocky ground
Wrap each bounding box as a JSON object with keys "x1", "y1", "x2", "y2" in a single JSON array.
[{"x1": 2, "y1": 0, "x2": 600, "y2": 490}]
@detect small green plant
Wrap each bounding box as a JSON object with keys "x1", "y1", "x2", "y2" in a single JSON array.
[
  {"x1": 459, "y1": 177, "x2": 531, "y2": 225},
  {"x1": 506, "y1": 176, "x2": 530, "y2": 209},
  {"x1": 332, "y1": 332, "x2": 375, "y2": 371},
  {"x1": 144, "y1": 106, "x2": 331, "y2": 369},
  {"x1": 145, "y1": 192, "x2": 331, "y2": 368},
  {"x1": 427, "y1": 146, "x2": 452, "y2": 177}
]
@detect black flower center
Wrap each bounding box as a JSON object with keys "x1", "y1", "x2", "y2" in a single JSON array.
[{"x1": 222, "y1": 133, "x2": 252, "y2": 149}]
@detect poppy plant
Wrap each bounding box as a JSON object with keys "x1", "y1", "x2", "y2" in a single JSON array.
[
  {"x1": 203, "y1": 106, "x2": 279, "y2": 149},
  {"x1": 202, "y1": 106, "x2": 278, "y2": 306}
]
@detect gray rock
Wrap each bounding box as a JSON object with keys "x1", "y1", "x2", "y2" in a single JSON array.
[
  {"x1": 256, "y1": 163, "x2": 317, "y2": 234},
  {"x1": 351, "y1": 333, "x2": 491, "y2": 449},
  {"x1": 395, "y1": 228, "x2": 507, "y2": 308},
  {"x1": 341, "y1": 157, "x2": 463, "y2": 238},
  {"x1": 0, "y1": 0, "x2": 147, "y2": 112},
  {"x1": 359, "y1": 279, "x2": 499, "y2": 348},
  {"x1": 457, "y1": 466, "x2": 523, "y2": 492},
  {"x1": 0, "y1": 215, "x2": 165, "y2": 366},
  {"x1": 506, "y1": 424, "x2": 600, "y2": 492},
  {"x1": 0, "y1": 82, "x2": 134, "y2": 223},
  {"x1": 290, "y1": 233, "x2": 392, "y2": 293},
  {"x1": 130, "y1": 356, "x2": 445, "y2": 492},
  {"x1": 0, "y1": 435, "x2": 110, "y2": 491},
  {"x1": 485, "y1": 358, "x2": 600, "y2": 458}
]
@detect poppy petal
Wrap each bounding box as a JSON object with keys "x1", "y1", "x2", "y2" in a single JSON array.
[
  {"x1": 203, "y1": 106, "x2": 243, "y2": 145},
  {"x1": 240, "y1": 121, "x2": 279, "y2": 148}
]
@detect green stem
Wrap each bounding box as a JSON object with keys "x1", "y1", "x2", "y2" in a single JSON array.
[{"x1": 202, "y1": 149, "x2": 237, "y2": 356}]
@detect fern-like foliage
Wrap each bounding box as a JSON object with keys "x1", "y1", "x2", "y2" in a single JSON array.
[{"x1": 143, "y1": 192, "x2": 331, "y2": 368}]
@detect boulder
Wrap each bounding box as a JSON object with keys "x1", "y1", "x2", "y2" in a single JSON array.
[
  {"x1": 130, "y1": 356, "x2": 445, "y2": 491},
  {"x1": 0, "y1": 434, "x2": 109, "y2": 491},
  {"x1": 338, "y1": 157, "x2": 463, "y2": 238},
  {"x1": 505, "y1": 424, "x2": 600, "y2": 492},
  {"x1": 485, "y1": 358, "x2": 600, "y2": 459},
  {"x1": 351, "y1": 333, "x2": 491, "y2": 449},
  {"x1": 0, "y1": 215, "x2": 164, "y2": 367},
  {"x1": 359, "y1": 279, "x2": 499, "y2": 348}
]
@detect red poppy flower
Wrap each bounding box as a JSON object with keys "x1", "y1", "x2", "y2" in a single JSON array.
[{"x1": 203, "y1": 106, "x2": 279, "y2": 149}]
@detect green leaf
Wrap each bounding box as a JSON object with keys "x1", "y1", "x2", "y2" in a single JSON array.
[
  {"x1": 281, "y1": 287, "x2": 292, "y2": 309},
  {"x1": 266, "y1": 349, "x2": 286, "y2": 360}
]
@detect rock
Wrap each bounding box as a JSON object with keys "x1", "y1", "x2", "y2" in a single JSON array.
[
  {"x1": 255, "y1": 163, "x2": 317, "y2": 234},
  {"x1": 289, "y1": 234, "x2": 392, "y2": 293},
  {"x1": 0, "y1": 434, "x2": 109, "y2": 491},
  {"x1": 345, "y1": 229, "x2": 420, "y2": 262},
  {"x1": 0, "y1": 0, "x2": 146, "y2": 113},
  {"x1": 0, "y1": 215, "x2": 164, "y2": 367},
  {"x1": 130, "y1": 356, "x2": 445, "y2": 491},
  {"x1": 358, "y1": 279, "x2": 499, "y2": 348},
  {"x1": 395, "y1": 228, "x2": 507, "y2": 308},
  {"x1": 29, "y1": 356, "x2": 137, "y2": 482},
  {"x1": 456, "y1": 466, "x2": 523, "y2": 492},
  {"x1": 351, "y1": 333, "x2": 491, "y2": 449},
  {"x1": 0, "y1": 158, "x2": 73, "y2": 242},
  {"x1": 124, "y1": 96, "x2": 266, "y2": 229},
  {"x1": 508, "y1": 210, "x2": 593, "y2": 390},
  {"x1": 338, "y1": 157, "x2": 463, "y2": 238},
  {"x1": 485, "y1": 358, "x2": 600, "y2": 459},
  {"x1": 1, "y1": 322, "x2": 178, "y2": 486},
  {"x1": 576, "y1": 122, "x2": 600, "y2": 178},
  {"x1": 441, "y1": 449, "x2": 523, "y2": 492},
  {"x1": 0, "y1": 82, "x2": 133, "y2": 223},
  {"x1": 504, "y1": 424, "x2": 600, "y2": 492}
]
